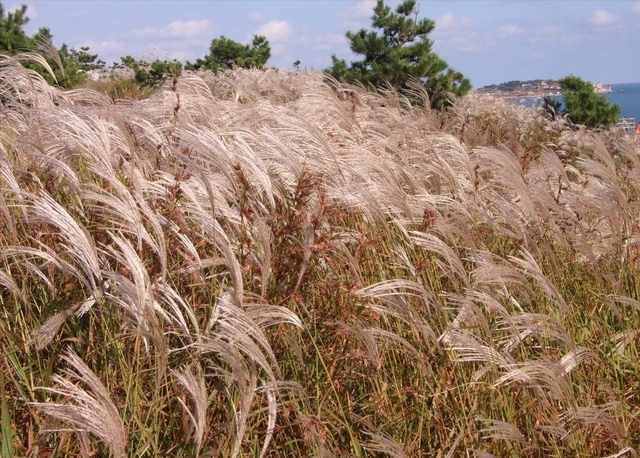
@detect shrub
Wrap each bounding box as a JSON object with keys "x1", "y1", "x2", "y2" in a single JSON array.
[{"x1": 544, "y1": 75, "x2": 621, "y2": 128}]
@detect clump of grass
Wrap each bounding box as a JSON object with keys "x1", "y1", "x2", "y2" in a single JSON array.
[
  {"x1": 0, "y1": 56, "x2": 639, "y2": 457},
  {"x1": 85, "y1": 78, "x2": 154, "y2": 101}
]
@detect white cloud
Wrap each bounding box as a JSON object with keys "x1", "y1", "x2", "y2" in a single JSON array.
[
  {"x1": 248, "y1": 11, "x2": 266, "y2": 24},
  {"x1": 299, "y1": 32, "x2": 348, "y2": 51},
  {"x1": 632, "y1": 2, "x2": 640, "y2": 13},
  {"x1": 499, "y1": 24, "x2": 523, "y2": 37},
  {"x1": 436, "y1": 12, "x2": 473, "y2": 31},
  {"x1": 587, "y1": 10, "x2": 622, "y2": 27},
  {"x1": 346, "y1": 0, "x2": 376, "y2": 19},
  {"x1": 129, "y1": 20, "x2": 214, "y2": 40},
  {"x1": 270, "y1": 43, "x2": 287, "y2": 58},
  {"x1": 255, "y1": 19, "x2": 292, "y2": 43},
  {"x1": 524, "y1": 24, "x2": 579, "y2": 46},
  {"x1": 433, "y1": 12, "x2": 482, "y2": 53},
  {"x1": 7, "y1": 3, "x2": 37, "y2": 19}
]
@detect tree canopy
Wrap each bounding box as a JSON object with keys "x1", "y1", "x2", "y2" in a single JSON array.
[
  {"x1": 326, "y1": 0, "x2": 471, "y2": 108},
  {"x1": 186, "y1": 35, "x2": 270, "y2": 72},
  {"x1": 544, "y1": 76, "x2": 620, "y2": 129},
  {"x1": 0, "y1": 2, "x2": 103, "y2": 87},
  {"x1": 0, "y1": 3, "x2": 31, "y2": 51},
  {"x1": 117, "y1": 56, "x2": 182, "y2": 88}
]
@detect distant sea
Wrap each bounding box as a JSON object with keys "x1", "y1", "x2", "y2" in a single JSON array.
[
  {"x1": 513, "y1": 82, "x2": 640, "y2": 123},
  {"x1": 604, "y1": 82, "x2": 640, "y2": 122}
]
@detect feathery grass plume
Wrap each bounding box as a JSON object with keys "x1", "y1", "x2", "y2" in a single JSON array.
[
  {"x1": 31, "y1": 350, "x2": 127, "y2": 457},
  {"x1": 559, "y1": 347, "x2": 597, "y2": 374},
  {"x1": 535, "y1": 422, "x2": 569, "y2": 439},
  {"x1": 35, "y1": 37, "x2": 64, "y2": 79},
  {"x1": 470, "y1": 250, "x2": 532, "y2": 298},
  {"x1": 243, "y1": 303, "x2": 303, "y2": 330},
  {"x1": 357, "y1": 279, "x2": 437, "y2": 344},
  {"x1": 1, "y1": 244, "x2": 89, "y2": 293},
  {"x1": 172, "y1": 365, "x2": 207, "y2": 457},
  {"x1": 362, "y1": 431, "x2": 408, "y2": 458},
  {"x1": 560, "y1": 402, "x2": 624, "y2": 441},
  {"x1": 29, "y1": 298, "x2": 95, "y2": 350},
  {"x1": 198, "y1": 338, "x2": 258, "y2": 458},
  {"x1": 153, "y1": 280, "x2": 200, "y2": 339},
  {"x1": 508, "y1": 248, "x2": 569, "y2": 315},
  {"x1": 610, "y1": 329, "x2": 640, "y2": 356},
  {"x1": 603, "y1": 447, "x2": 638, "y2": 458},
  {"x1": 101, "y1": 233, "x2": 168, "y2": 376},
  {"x1": 201, "y1": 292, "x2": 279, "y2": 380},
  {"x1": 0, "y1": 268, "x2": 22, "y2": 300},
  {"x1": 493, "y1": 359, "x2": 575, "y2": 403},
  {"x1": 333, "y1": 320, "x2": 381, "y2": 367},
  {"x1": 498, "y1": 312, "x2": 573, "y2": 354},
  {"x1": 195, "y1": 292, "x2": 302, "y2": 456},
  {"x1": 2, "y1": 50, "x2": 640, "y2": 456},
  {"x1": 445, "y1": 291, "x2": 492, "y2": 337},
  {"x1": 441, "y1": 330, "x2": 514, "y2": 369},
  {"x1": 0, "y1": 145, "x2": 23, "y2": 198},
  {"x1": 0, "y1": 53, "x2": 62, "y2": 107},
  {"x1": 476, "y1": 415, "x2": 527, "y2": 444},
  {"x1": 409, "y1": 231, "x2": 470, "y2": 290},
  {"x1": 258, "y1": 381, "x2": 278, "y2": 458},
  {"x1": 27, "y1": 191, "x2": 103, "y2": 297}
]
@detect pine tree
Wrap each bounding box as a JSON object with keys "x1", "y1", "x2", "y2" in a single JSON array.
[
  {"x1": 554, "y1": 76, "x2": 620, "y2": 128},
  {"x1": 0, "y1": 2, "x2": 100, "y2": 88},
  {"x1": 327, "y1": 0, "x2": 470, "y2": 109},
  {"x1": 186, "y1": 35, "x2": 270, "y2": 72},
  {"x1": 70, "y1": 46, "x2": 105, "y2": 72},
  {"x1": 0, "y1": 3, "x2": 32, "y2": 51},
  {"x1": 116, "y1": 55, "x2": 182, "y2": 88}
]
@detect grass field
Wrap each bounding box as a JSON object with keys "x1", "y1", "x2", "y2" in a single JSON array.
[{"x1": 1, "y1": 53, "x2": 640, "y2": 457}]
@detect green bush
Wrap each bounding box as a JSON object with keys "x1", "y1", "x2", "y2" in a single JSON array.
[
  {"x1": 186, "y1": 35, "x2": 271, "y2": 72},
  {"x1": 544, "y1": 76, "x2": 621, "y2": 129}
]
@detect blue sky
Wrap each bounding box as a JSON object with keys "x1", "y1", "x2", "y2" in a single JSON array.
[{"x1": 6, "y1": 0, "x2": 640, "y2": 86}]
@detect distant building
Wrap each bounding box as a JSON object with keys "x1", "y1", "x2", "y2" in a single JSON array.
[{"x1": 593, "y1": 81, "x2": 612, "y2": 94}]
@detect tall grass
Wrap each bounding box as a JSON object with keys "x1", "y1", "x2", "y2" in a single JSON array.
[{"x1": 1, "y1": 55, "x2": 639, "y2": 457}]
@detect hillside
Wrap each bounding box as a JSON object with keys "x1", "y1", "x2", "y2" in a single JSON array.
[
  {"x1": 479, "y1": 79, "x2": 561, "y2": 93},
  {"x1": 1, "y1": 54, "x2": 640, "y2": 457}
]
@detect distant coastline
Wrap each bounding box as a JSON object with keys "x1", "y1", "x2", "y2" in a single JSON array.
[
  {"x1": 477, "y1": 78, "x2": 612, "y2": 100},
  {"x1": 482, "y1": 81, "x2": 640, "y2": 125}
]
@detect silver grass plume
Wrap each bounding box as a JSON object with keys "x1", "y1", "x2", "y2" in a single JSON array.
[
  {"x1": 362, "y1": 431, "x2": 408, "y2": 458},
  {"x1": 172, "y1": 365, "x2": 207, "y2": 457},
  {"x1": 31, "y1": 350, "x2": 127, "y2": 457}
]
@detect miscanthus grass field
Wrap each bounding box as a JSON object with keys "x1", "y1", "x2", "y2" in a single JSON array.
[{"x1": 1, "y1": 53, "x2": 640, "y2": 458}]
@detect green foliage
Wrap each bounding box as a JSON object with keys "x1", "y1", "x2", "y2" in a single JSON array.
[
  {"x1": 69, "y1": 45, "x2": 105, "y2": 72},
  {"x1": 0, "y1": 3, "x2": 32, "y2": 52},
  {"x1": 117, "y1": 55, "x2": 182, "y2": 88},
  {"x1": 186, "y1": 35, "x2": 270, "y2": 71},
  {"x1": 480, "y1": 79, "x2": 560, "y2": 92},
  {"x1": 0, "y1": 2, "x2": 101, "y2": 88},
  {"x1": 87, "y1": 78, "x2": 154, "y2": 101},
  {"x1": 326, "y1": 0, "x2": 471, "y2": 108},
  {"x1": 547, "y1": 75, "x2": 621, "y2": 128}
]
